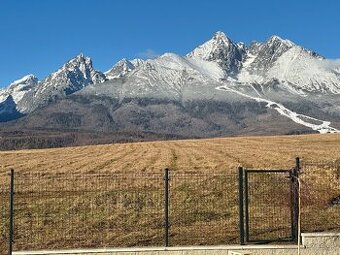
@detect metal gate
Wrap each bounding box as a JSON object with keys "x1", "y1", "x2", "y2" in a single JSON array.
[{"x1": 239, "y1": 159, "x2": 300, "y2": 244}]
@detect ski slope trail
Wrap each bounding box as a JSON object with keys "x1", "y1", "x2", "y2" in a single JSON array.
[{"x1": 216, "y1": 85, "x2": 340, "y2": 134}]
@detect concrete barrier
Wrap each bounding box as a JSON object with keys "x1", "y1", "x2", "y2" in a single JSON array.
[
  {"x1": 301, "y1": 232, "x2": 340, "y2": 248},
  {"x1": 13, "y1": 232, "x2": 340, "y2": 255},
  {"x1": 13, "y1": 245, "x2": 297, "y2": 255}
]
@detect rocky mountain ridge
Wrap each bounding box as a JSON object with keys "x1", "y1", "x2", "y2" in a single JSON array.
[{"x1": 1, "y1": 31, "x2": 340, "y2": 144}]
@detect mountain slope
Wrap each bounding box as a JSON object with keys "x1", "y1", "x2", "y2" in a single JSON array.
[
  {"x1": 0, "y1": 31, "x2": 340, "y2": 148},
  {"x1": 237, "y1": 38, "x2": 340, "y2": 94},
  {"x1": 187, "y1": 31, "x2": 244, "y2": 76},
  {"x1": 0, "y1": 95, "x2": 24, "y2": 122},
  {"x1": 105, "y1": 58, "x2": 144, "y2": 79},
  {"x1": 18, "y1": 54, "x2": 106, "y2": 113},
  {"x1": 0, "y1": 74, "x2": 38, "y2": 104}
]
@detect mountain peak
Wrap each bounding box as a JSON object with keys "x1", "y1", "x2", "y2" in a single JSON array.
[
  {"x1": 32, "y1": 53, "x2": 106, "y2": 104},
  {"x1": 21, "y1": 74, "x2": 37, "y2": 79},
  {"x1": 267, "y1": 35, "x2": 295, "y2": 47},
  {"x1": 187, "y1": 31, "x2": 233, "y2": 58},
  {"x1": 212, "y1": 31, "x2": 231, "y2": 42},
  {"x1": 105, "y1": 58, "x2": 142, "y2": 80},
  {"x1": 130, "y1": 58, "x2": 144, "y2": 67},
  {"x1": 116, "y1": 58, "x2": 130, "y2": 64},
  {"x1": 56, "y1": 53, "x2": 100, "y2": 81},
  {"x1": 8, "y1": 74, "x2": 39, "y2": 89},
  {"x1": 0, "y1": 74, "x2": 39, "y2": 106},
  {"x1": 66, "y1": 53, "x2": 91, "y2": 66},
  {"x1": 187, "y1": 31, "x2": 244, "y2": 75},
  {"x1": 269, "y1": 35, "x2": 283, "y2": 41},
  {"x1": 74, "y1": 52, "x2": 87, "y2": 60}
]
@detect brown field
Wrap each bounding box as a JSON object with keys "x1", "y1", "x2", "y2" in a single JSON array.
[
  {"x1": 1, "y1": 133, "x2": 340, "y2": 175},
  {"x1": 0, "y1": 134, "x2": 339, "y2": 252}
]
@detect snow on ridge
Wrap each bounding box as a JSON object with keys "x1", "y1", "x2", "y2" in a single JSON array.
[
  {"x1": 266, "y1": 47, "x2": 340, "y2": 93},
  {"x1": 0, "y1": 74, "x2": 39, "y2": 104},
  {"x1": 216, "y1": 84, "x2": 340, "y2": 134},
  {"x1": 105, "y1": 58, "x2": 146, "y2": 80},
  {"x1": 236, "y1": 44, "x2": 340, "y2": 94},
  {"x1": 186, "y1": 57, "x2": 225, "y2": 81},
  {"x1": 0, "y1": 93, "x2": 7, "y2": 103},
  {"x1": 3, "y1": 32, "x2": 340, "y2": 117},
  {"x1": 186, "y1": 31, "x2": 234, "y2": 60},
  {"x1": 144, "y1": 52, "x2": 225, "y2": 82},
  {"x1": 9, "y1": 74, "x2": 37, "y2": 87},
  {"x1": 267, "y1": 35, "x2": 295, "y2": 48}
]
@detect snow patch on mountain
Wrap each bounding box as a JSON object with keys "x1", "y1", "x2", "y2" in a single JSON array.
[
  {"x1": 267, "y1": 48, "x2": 340, "y2": 93},
  {"x1": 102, "y1": 52, "x2": 226, "y2": 100},
  {"x1": 233, "y1": 36, "x2": 340, "y2": 94},
  {"x1": 8, "y1": 54, "x2": 108, "y2": 113},
  {"x1": 186, "y1": 57, "x2": 225, "y2": 81},
  {"x1": 0, "y1": 74, "x2": 38, "y2": 104},
  {"x1": 267, "y1": 35, "x2": 295, "y2": 48},
  {"x1": 216, "y1": 84, "x2": 340, "y2": 133},
  {"x1": 2, "y1": 31, "x2": 340, "y2": 130},
  {"x1": 35, "y1": 54, "x2": 105, "y2": 97},
  {"x1": 187, "y1": 31, "x2": 244, "y2": 75},
  {"x1": 130, "y1": 53, "x2": 224, "y2": 88},
  {"x1": 105, "y1": 58, "x2": 145, "y2": 80},
  {"x1": 130, "y1": 58, "x2": 145, "y2": 67},
  {"x1": 123, "y1": 53, "x2": 200, "y2": 96}
]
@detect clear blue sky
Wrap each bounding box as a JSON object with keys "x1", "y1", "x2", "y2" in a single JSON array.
[{"x1": 1, "y1": 0, "x2": 340, "y2": 87}]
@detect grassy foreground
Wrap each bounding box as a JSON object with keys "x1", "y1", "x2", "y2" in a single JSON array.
[
  {"x1": 1, "y1": 133, "x2": 340, "y2": 175},
  {"x1": 0, "y1": 134, "x2": 339, "y2": 251}
]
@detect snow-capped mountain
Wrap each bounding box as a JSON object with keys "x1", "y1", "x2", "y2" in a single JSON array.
[
  {"x1": 102, "y1": 53, "x2": 224, "y2": 99},
  {"x1": 105, "y1": 58, "x2": 144, "y2": 80},
  {"x1": 187, "y1": 31, "x2": 244, "y2": 76},
  {"x1": 18, "y1": 54, "x2": 106, "y2": 113},
  {"x1": 236, "y1": 35, "x2": 340, "y2": 94},
  {"x1": 0, "y1": 74, "x2": 38, "y2": 104},
  {"x1": 247, "y1": 35, "x2": 297, "y2": 73},
  {"x1": 36, "y1": 53, "x2": 106, "y2": 95},
  {"x1": 1, "y1": 31, "x2": 340, "y2": 137}
]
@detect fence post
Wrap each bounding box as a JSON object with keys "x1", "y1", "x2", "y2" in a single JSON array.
[
  {"x1": 291, "y1": 157, "x2": 300, "y2": 243},
  {"x1": 164, "y1": 168, "x2": 170, "y2": 247},
  {"x1": 9, "y1": 169, "x2": 14, "y2": 255},
  {"x1": 238, "y1": 166, "x2": 245, "y2": 245}
]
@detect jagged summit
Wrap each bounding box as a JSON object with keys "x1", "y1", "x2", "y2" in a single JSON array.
[
  {"x1": 105, "y1": 58, "x2": 145, "y2": 80},
  {"x1": 212, "y1": 31, "x2": 232, "y2": 43},
  {"x1": 0, "y1": 74, "x2": 39, "y2": 105},
  {"x1": 12, "y1": 53, "x2": 107, "y2": 112},
  {"x1": 65, "y1": 53, "x2": 90, "y2": 64},
  {"x1": 187, "y1": 31, "x2": 244, "y2": 75},
  {"x1": 1, "y1": 31, "x2": 340, "y2": 131},
  {"x1": 56, "y1": 53, "x2": 104, "y2": 81},
  {"x1": 187, "y1": 31, "x2": 234, "y2": 59},
  {"x1": 256, "y1": 35, "x2": 295, "y2": 57},
  {"x1": 9, "y1": 74, "x2": 38, "y2": 88},
  {"x1": 130, "y1": 58, "x2": 144, "y2": 67},
  {"x1": 61, "y1": 53, "x2": 95, "y2": 75},
  {"x1": 267, "y1": 35, "x2": 295, "y2": 47}
]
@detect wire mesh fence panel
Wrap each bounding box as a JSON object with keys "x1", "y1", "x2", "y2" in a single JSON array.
[
  {"x1": 12, "y1": 171, "x2": 164, "y2": 251},
  {"x1": 245, "y1": 171, "x2": 293, "y2": 242},
  {"x1": 0, "y1": 172, "x2": 10, "y2": 255},
  {"x1": 170, "y1": 172, "x2": 239, "y2": 245},
  {"x1": 301, "y1": 161, "x2": 340, "y2": 233},
  {"x1": 5, "y1": 161, "x2": 338, "y2": 251}
]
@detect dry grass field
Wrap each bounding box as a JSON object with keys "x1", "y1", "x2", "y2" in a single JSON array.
[
  {"x1": 1, "y1": 133, "x2": 340, "y2": 175},
  {"x1": 0, "y1": 134, "x2": 339, "y2": 252}
]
